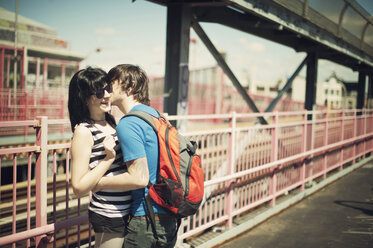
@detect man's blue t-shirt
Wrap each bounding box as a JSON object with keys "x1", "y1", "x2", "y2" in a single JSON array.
[{"x1": 116, "y1": 104, "x2": 165, "y2": 216}]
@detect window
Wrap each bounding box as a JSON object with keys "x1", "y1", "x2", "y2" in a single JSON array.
[{"x1": 270, "y1": 87, "x2": 278, "y2": 92}]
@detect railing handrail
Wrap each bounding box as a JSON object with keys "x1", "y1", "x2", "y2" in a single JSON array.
[{"x1": 0, "y1": 108, "x2": 372, "y2": 247}]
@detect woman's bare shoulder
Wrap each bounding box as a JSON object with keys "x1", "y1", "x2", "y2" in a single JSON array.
[{"x1": 72, "y1": 125, "x2": 93, "y2": 143}]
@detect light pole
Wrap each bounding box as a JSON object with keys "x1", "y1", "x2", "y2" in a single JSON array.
[{"x1": 13, "y1": 0, "x2": 18, "y2": 96}]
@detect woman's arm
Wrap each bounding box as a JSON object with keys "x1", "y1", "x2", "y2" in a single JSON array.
[
  {"x1": 93, "y1": 157, "x2": 149, "y2": 191},
  {"x1": 71, "y1": 125, "x2": 116, "y2": 198}
]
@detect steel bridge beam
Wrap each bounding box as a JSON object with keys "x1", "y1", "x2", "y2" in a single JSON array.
[
  {"x1": 264, "y1": 55, "x2": 309, "y2": 112},
  {"x1": 163, "y1": 3, "x2": 191, "y2": 119},
  {"x1": 192, "y1": 18, "x2": 267, "y2": 125},
  {"x1": 305, "y1": 52, "x2": 318, "y2": 119},
  {"x1": 357, "y1": 72, "x2": 366, "y2": 111},
  {"x1": 368, "y1": 75, "x2": 373, "y2": 108}
]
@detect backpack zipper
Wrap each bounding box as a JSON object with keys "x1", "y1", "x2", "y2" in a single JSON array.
[
  {"x1": 184, "y1": 155, "x2": 193, "y2": 198},
  {"x1": 165, "y1": 126, "x2": 181, "y2": 183}
]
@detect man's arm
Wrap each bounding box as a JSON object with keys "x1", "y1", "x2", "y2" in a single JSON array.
[{"x1": 94, "y1": 157, "x2": 149, "y2": 191}]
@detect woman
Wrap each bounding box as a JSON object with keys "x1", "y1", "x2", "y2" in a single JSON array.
[{"x1": 68, "y1": 67, "x2": 131, "y2": 247}]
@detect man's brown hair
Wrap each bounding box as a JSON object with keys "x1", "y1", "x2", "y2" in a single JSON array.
[{"x1": 108, "y1": 64, "x2": 150, "y2": 105}]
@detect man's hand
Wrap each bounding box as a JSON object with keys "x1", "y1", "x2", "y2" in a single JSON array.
[{"x1": 103, "y1": 135, "x2": 116, "y2": 160}]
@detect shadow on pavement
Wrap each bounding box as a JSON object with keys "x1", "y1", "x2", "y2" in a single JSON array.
[{"x1": 334, "y1": 200, "x2": 373, "y2": 216}]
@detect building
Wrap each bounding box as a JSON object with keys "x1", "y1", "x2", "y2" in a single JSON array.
[
  {"x1": 0, "y1": 7, "x2": 84, "y2": 120},
  {"x1": 315, "y1": 74, "x2": 345, "y2": 109},
  {"x1": 247, "y1": 70, "x2": 356, "y2": 110},
  {"x1": 340, "y1": 80, "x2": 358, "y2": 109}
]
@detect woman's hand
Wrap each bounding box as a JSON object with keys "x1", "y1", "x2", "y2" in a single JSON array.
[{"x1": 103, "y1": 135, "x2": 116, "y2": 161}]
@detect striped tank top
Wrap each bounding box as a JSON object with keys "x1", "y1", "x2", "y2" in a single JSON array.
[{"x1": 79, "y1": 122, "x2": 132, "y2": 218}]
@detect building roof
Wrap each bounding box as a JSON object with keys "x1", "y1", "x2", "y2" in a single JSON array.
[
  {"x1": 0, "y1": 7, "x2": 84, "y2": 61},
  {"x1": 0, "y1": 7, "x2": 56, "y2": 36}
]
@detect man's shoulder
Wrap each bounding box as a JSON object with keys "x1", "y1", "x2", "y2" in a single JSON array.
[
  {"x1": 131, "y1": 104, "x2": 159, "y2": 118},
  {"x1": 118, "y1": 109, "x2": 154, "y2": 130},
  {"x1": 117, "y1": 105, "x2": 161, "y2": 134}
]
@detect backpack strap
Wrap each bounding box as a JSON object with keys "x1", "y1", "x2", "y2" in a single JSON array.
[
  {"x1": 124, "y1": 110, "x2": 161, "y2": 243},
  {"x1": 124, "y1": 110, "x2": 158, "y2": 133},
  {"x1": 144, "y1": 186, "x2": 160, "y2": 244},
  {"x1": 124, "y1": 109, "x2": 182, "y2": 242}
]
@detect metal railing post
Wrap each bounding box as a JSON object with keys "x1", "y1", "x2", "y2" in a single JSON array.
[
  {"x1": 225, "y1": 112, "x2": 236, "y2": 229},
  {"x1": 322, "y1": 111, "x2": 328, "y2": 178},
  {"x1": 12, "y1": 155, "x2": 17, "y2": 248},
  {"x1": 363, "y1": 108, "x2": 367, "y2": 158},
  {"x1": 35, "y1": 116, "x2": 48, "y2": 247},
  {"x1": 270, "y1": 112, "x2": 278, "y2": 206},
  {"x1": 353, "y1": 109, "x2": 357, "y2": 163},
  {"x1": 339, "y1": 109, "x2": 344, "y2": 171},
  {"x1": 300, "y1": 110, "x2": 307, "y2": 190}
]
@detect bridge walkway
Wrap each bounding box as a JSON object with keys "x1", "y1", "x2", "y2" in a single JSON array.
[{"x1": 212, "y1": 160, "x2": 373, "y2": 248}]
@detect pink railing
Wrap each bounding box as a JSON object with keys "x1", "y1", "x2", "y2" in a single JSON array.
[
  {"x1": 0, "y1": 109, "x2": 372, "y2": 247},
  {"x1": 148, "y1": 66, "x2": 326, "y2": 115},
  {"x1": 0, "y1": 89, "x2": 66, "y2": 122}
]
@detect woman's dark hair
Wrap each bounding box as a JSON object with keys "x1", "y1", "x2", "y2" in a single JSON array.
[
  {"x1": 107, "y1": 64, "x2": 150, "y2": 105},
  {"x1": 68, "y1": 67, "x2": 116, "y2": 132}
]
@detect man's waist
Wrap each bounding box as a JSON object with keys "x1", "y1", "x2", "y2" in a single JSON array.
[{"x1": 131, "y1": 214, "x2": 174, "y2": 221}]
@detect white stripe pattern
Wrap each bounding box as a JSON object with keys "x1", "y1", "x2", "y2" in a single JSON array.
[{"x1": 79, "y1": 122, "x2": 132, "y2": 218}]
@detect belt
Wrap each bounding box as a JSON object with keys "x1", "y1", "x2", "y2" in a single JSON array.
[{"x1": 131, "y1": 214, "x2": 170, "y2": 221}]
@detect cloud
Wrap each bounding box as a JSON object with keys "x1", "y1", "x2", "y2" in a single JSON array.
[
  {"x1": 94, "y1": 27, "x2": 124, "y2": 36},
  {"x1": 93, "y1": 27, "x2": 126, "y2": 43},
  {"x1": 152, "y1": 45, "x2": 165, "y2": 53},
  {"x1": 239, "y1": 38, "x2": 266, "y2": 53}
]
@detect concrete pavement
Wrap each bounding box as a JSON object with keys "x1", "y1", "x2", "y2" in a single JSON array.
[{"x1": 216, "y1": 161, "x2": 373, "y2": 248}]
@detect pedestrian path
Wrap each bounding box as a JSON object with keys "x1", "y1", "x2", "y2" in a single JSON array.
[{"x1": 215, "y1": 161, "x2": 373, "y2": 248}]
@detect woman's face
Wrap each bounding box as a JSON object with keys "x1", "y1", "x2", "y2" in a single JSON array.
[{"x1": 86, "y1": 84, "x2": 112, "y2": 117}]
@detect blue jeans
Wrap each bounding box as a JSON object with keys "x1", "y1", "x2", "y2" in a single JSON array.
[{"x1": 123, "y1": 215, "x2": 178, "y2": 248}]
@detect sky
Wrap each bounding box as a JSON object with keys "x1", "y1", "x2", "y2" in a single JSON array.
[{"x1": 0, "y1": 0, "x2": 372, "y2": 86}]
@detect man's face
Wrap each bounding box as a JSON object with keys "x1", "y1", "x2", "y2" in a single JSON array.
[{"x1": 110, "y1": 79, "x2": 121, "y2": 106}]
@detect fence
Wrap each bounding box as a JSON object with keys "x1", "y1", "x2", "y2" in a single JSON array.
[
  {"x1": 0, "y1": 89, "x2": 67, "y2": 122},
  {"x1": 0, "y1": 109, "x2": 372, "y2": 247}
]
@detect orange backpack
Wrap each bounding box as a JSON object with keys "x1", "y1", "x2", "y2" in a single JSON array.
[{"x1": 125, "y1": 110, "x2": 204, "y2": 219}]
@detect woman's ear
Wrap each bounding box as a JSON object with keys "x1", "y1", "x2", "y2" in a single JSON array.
[{"x1": 85, "y1": 95, "x2": 93, "y2": 106}]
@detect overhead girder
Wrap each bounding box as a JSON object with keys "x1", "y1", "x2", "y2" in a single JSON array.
[
  {"x1": 154, "y1": 0, "x2": 373, "y2": 118},
  {"x1": 191, "y1": 4, "x2": 373, "y2": 74}
]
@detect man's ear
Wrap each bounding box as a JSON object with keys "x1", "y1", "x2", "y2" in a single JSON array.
[{"x1": 125, "y1": 86, "x2": 134, "y2": 96}]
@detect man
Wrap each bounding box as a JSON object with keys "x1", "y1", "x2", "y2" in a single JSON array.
[{"x1": 97, "y1": 64, "x2": 178, "y2": 248}]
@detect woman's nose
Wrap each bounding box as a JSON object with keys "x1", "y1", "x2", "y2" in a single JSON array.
[{"x1": 104, "y1": 89, "x2": 111, "y2": 98}]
